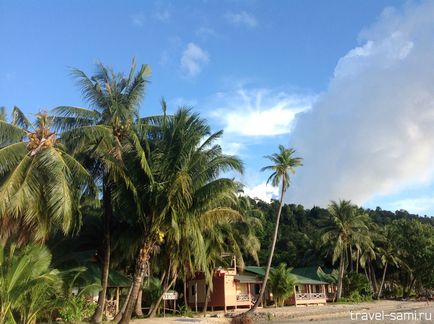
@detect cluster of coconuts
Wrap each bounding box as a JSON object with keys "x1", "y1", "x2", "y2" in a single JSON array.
[
  {"x1": 26, "y1": 128, "x2": 55, "y2": 152},
  {"x1": 112, "y1": 121, "x2": 131, "y2": 139}
]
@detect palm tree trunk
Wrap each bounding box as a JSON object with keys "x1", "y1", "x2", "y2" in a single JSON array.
[
  {"x1": 244, "y1": 186, "x2": 286, "y2": 315},
  {"x1": 183, "y1": 276, "x2": 189, "y2": 309},
  {"x1": 356, "y1": 249, "x2": 359, "y2": 273},
  {"x1": 113, "y1": 284, "x2": 133, "y2": 322},
  {"x1": 349, "y1": 246, "x2": 353, "y2": 272},
  {"x1": 134, "y1": 289, "x2": 143, "y2": 317},
  {"x1": 148, "y1": 275, "x2": 178, "y2": 318},
  {"x1": 370, "y1": 262, "x2": 378, "y2": 293},
  {"x1": 377, "y1": 262, "x2": 388, "y2": 300},
  {"x1": 119, "y1": 240, "x2": 153, "y2": 324},
  {"x1": 92, "y1": 179, "x2": 112, "y2": 323},
  {"x1": 337, "y1": 253, "x2": 345, "y2": 299},
  {"x1": 202, "y1": 284, "x2": 211, "y2": 316}
]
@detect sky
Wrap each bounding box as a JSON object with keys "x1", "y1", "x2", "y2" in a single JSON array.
[{"x1": 1, "y1": 0, "x2": 434, "y2": 216}]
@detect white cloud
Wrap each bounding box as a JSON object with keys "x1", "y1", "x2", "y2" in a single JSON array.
[
  {"x1": 243, "y1": 183, "x2": 279, "y2": 202},
  {"x1": 381, "y1": 196, "x2": 434, "y2": 215},
  {"x1": 153, "y1": 10, "x2": 171, "y2": 22},
  {"x1": 196, "y1": 27, "x2": 220, "y2": 39},
  {"x1": 180, "y1": 43, "x2": 209, "y2": 77},
  {"x1": 131, "y1": 12, "x2": 145, "y2": 26},
  {"x1": 211, "y1": 89, "x2": 313, "y2": 136},
  {"x1": 288, "y1": 2, "x2": 434, "y2": 209},
  {"x1": 225, "y1": 11, "x2": 257, "y2": 28}
]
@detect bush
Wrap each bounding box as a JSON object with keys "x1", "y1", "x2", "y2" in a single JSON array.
[
  {"x1": 59, "y1": 295, "x2": 97, "y2": 323},
  {"x1": 343, "y1": 272, "x2": 373, "y2": 300},
  {"x1": 268, "y1": 263, "x2": 295, "y2": 307}
]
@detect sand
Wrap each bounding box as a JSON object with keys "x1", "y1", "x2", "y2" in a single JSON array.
[{"x1": 132, "y1": 300, "x2": 434, "y2": 323}]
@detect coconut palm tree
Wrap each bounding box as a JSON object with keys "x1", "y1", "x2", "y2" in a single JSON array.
[
  {"x1": 245, "y1": 145, "x2": 302, "y2": 314},
  {"x1": 52, "y1": 59, "x2": 152, "y2": 322},
  {"x1": 376, "y1": 227, "x2": 404, "y2": 299},
  {"x1": 268, "y1": 263, "x2": 295, "y2": 307},
  {"x1": 0, "y1": 107, "x2": 94, "y2": 243},
  {"x1": 119, "y1": 108, "x2": 244, "y2": 323},
  {"x1": 321, "y1": 200, "x2": 371, "y2": 299}
]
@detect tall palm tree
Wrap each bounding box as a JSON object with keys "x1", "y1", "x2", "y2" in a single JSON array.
[
  {"x1": 119, "y1": 108, "x2": 244, "y2": 323},
  {"x1": 321, "y1": 200, "x2": 370, "y2": 299},
  {"x1": 0, "y1": 107, "x2": 94, "y2": 243},
  {"x1": 52, "y1": 60, "x2": 152, "y2": 322},
  {"x1": 245, "y1": 145, "x2": 302, "y2": 314},
  {"x1": 376, "y1": 227, "x2": 404, "y2": 299}
]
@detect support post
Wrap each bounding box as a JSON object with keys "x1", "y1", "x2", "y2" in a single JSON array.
[
  {"x1": 115, "y1": 287, "x2": 120, "y2": 315},
  {"x1": 194, "y1": 282, "x2": 198, "y2": 312}
]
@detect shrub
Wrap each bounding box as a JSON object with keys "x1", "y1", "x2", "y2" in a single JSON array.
[
  {"x1": 59, "y1": 295, "x2": 97, "y2": 323},
  {"x1": 268, "y1": 263, "x2": 295, "y2": 307},
  {"x1": 343, "y1": 272, "x2": 373, "y2": 300}
]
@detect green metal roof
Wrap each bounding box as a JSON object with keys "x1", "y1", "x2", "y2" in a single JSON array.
[
  {"x1": 77, "y1": 263, "x2": 131, "y2": 288},
  {"x1": 291, "y1": 266, "x2": 337, "y2": 284},
  {"x1": 234, "y1": 274, "x2": 263, "y2": 283},
  {"x1": 244, "y1": 265, "x2": 335, "y2": 285},
  {"x1": 244, "y1": 266, "x2": 266, "y2": 277},
  {"x1": 289, "y1": 273, "x2": 329, "y2": 285}
]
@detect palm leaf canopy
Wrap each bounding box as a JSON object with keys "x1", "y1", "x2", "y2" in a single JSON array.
[
  {"x1": 0, "y1": 108, "x2": 95, "y2": 242},
  {"x1": 261, "y1": 145, "x2": 303, "y2": 190}
]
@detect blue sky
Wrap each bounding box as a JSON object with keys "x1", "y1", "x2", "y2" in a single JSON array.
[{"x1": 2, "y1": 0, "x2": 434, "y2": 216}]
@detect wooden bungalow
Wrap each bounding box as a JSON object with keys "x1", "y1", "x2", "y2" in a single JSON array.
[
  {"x1": 187, "y1": 266, "x2": 264, "y2": 312},
  {"x1": 285, "y1": 273, "x2": 328, "y2": 306},
  {"x1": 291, "y1": 266, "x2": 338, "y2": 302},
  {"x1": 244, "y1": 266, "x2": 337, "y2": 306}
]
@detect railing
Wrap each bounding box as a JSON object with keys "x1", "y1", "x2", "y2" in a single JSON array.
[
  {"x1": 296, "y1": 292, "x2": 326, "y2": 300},
  {"x1": 326, "y1": 292, "x2": 336, "y2": 300},
  {"x1": 236, "y1": 293, "x2": 250, "y2": 302}
]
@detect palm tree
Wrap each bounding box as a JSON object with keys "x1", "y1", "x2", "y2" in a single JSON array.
[
  {"x1": 0, "y1": 244, "x2": 63, "y2": 324},
  {"x1": 376, "y1": 227, "x2": 404, "y2": 299},
  {"x1": 118, "y1": 108, "x2": 244, "y2": 322},
  {"x1": 0, "y1": 107, "x2": 94, "y2": 243},
  {"x1": 321, "y1": 200, "x2": 370, "y2": 299},
  {"x1": 245, "y1": 145, "x2": 302, "y2": 314},
  {"x1": 52, "y1": 60, "x2": 152, "y2": 322},
  {"x1": 268, "y1": 263, "x2": 295, "y2": 307}
]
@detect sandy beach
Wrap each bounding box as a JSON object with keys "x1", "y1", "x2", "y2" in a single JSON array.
[{"x1": 132, "y1": 300, "x2": 434, "y2": 323}]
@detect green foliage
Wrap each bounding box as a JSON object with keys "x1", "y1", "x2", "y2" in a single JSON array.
[
  {"x1": 177, "y1": 304, "x2": 194, "y2": 317},
  {"x1": 0, "y1": 108, "x2": 96, "y2": 243},
  {"x1": 59, "y1": 295, "x2": 97, "y2": 323},
  {"x1": 143, "y1": 277, "x2": 163, "y2": 305},
  {"x1": 0, "y1": 244, "x2": 63, "y2": 324},
  {"x1": 343, "y1": 272, "x2": 373, "y2": 300},
  {"x1": 268, "y1": 263, "x2": 295, "y2": 307}
]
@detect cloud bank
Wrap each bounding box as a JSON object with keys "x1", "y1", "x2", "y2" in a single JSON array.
[{"x1": 288, "y1": 2, "x2": 434, "y2": 209}]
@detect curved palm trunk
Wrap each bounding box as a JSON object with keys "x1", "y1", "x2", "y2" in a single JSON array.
[
  {"x1": 92, "y1": 180, "x2": 112, "y2": 323},
  {"x1": 202, "y1": 284, "x2": 211, "y2": 316},
  {"x1": 244, "y1": 186, "x2": 286, "y2": 315},
  {"x1": 113, "y1": 284, "x2": 133, "y2": 322},
  {"x1": 119, "y1": 240, "x2": 153, "y2": 324},
  {"x1": 377, "y1": 262, "x2": 388, "y2": 300},
  {"x1": 134, "y1": 290, "x2": 143, "y2": 317},
  {"x1": 337, "y1": 253, "x2": 345, "y2": 299},
  {"x1": 148, "y1": 275, "x2": 178, "y2": 318},
  {"x1": 370, "y1": 262, "x2": 378, "y2": 293}
]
